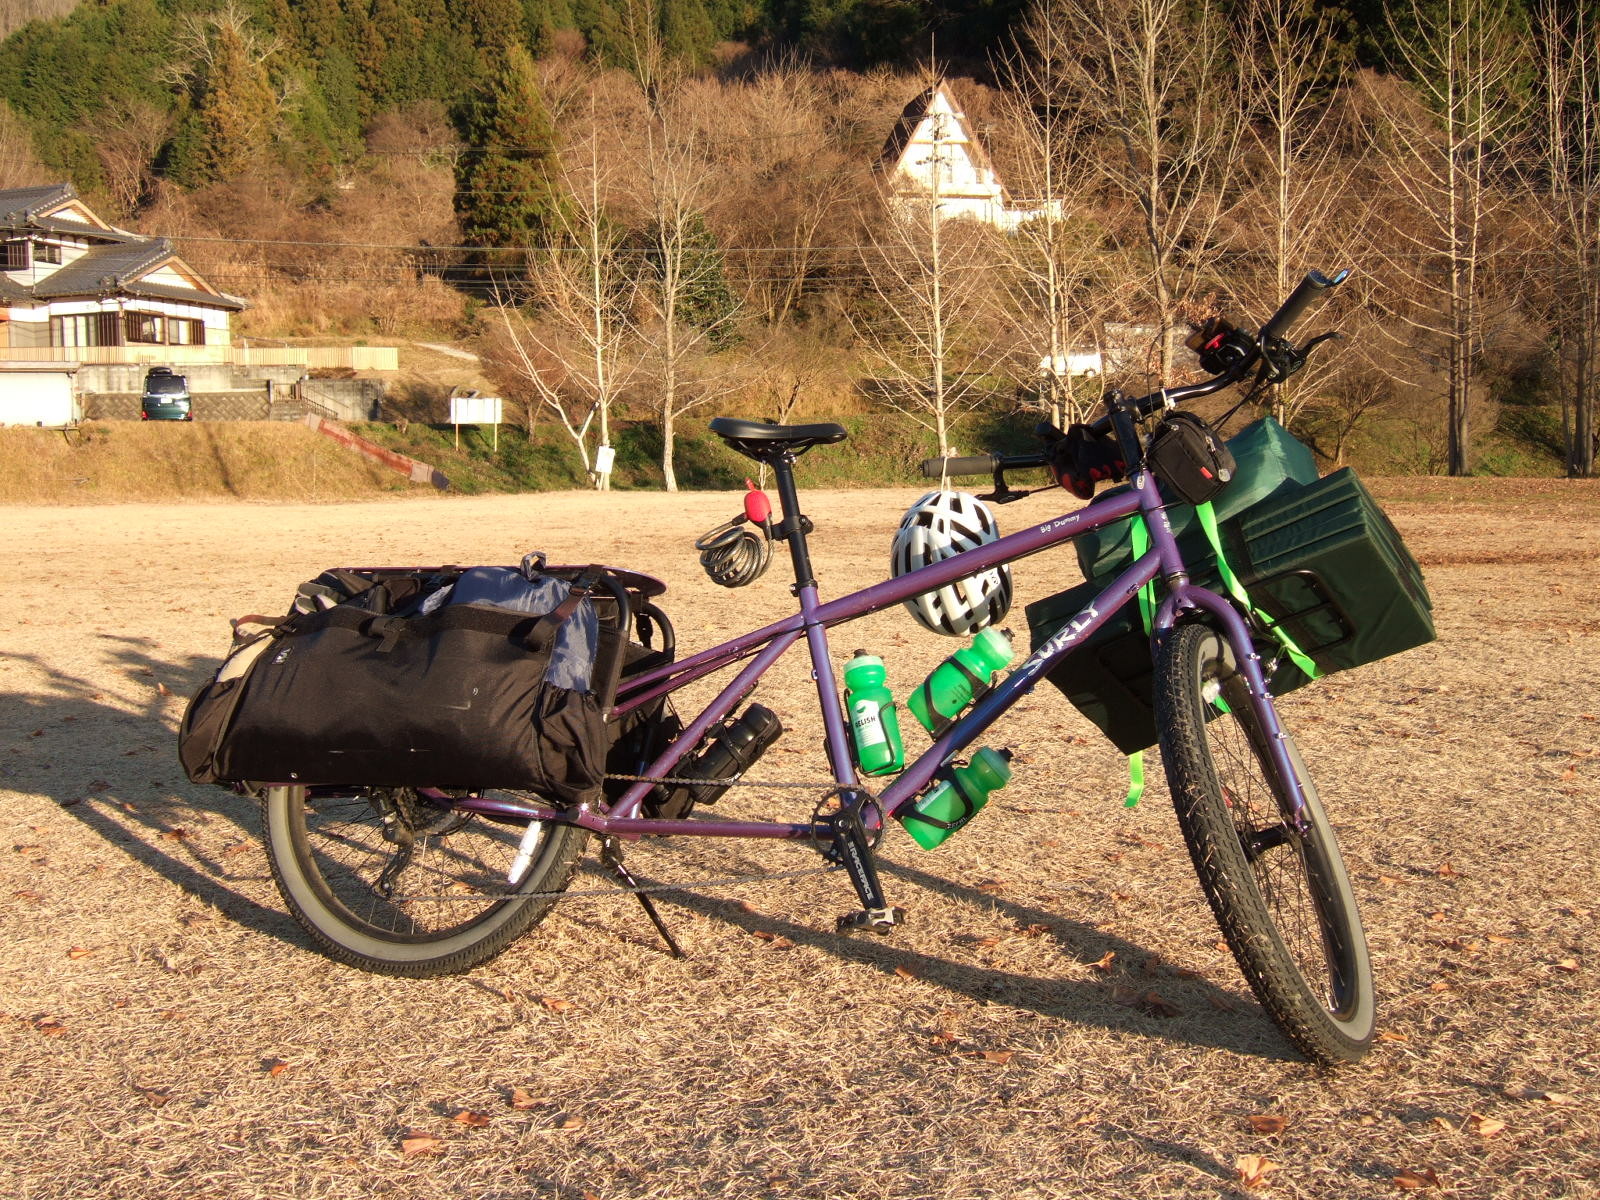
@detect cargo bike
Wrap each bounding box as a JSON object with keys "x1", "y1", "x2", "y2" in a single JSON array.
[{"x1": 182, "y1": 271, "x2": 1435, "y2": 1066}]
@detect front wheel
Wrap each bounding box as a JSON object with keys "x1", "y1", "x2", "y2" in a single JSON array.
[
  {"x1": 1155, "y1": 623, "x2": 1375, "y2": 1064},
  {"x1": 262, "y1": 785, "x2": 589, "y2": 977}
]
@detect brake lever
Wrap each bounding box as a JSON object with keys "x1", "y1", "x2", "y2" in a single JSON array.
[{"x1": 1259, "y1": 329, "x2": 1343, "y2": 384}]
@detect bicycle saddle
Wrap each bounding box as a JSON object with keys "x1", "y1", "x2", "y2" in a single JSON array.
[{"x1": 709, "y1": 417, "x2": 848, "y2": 462}]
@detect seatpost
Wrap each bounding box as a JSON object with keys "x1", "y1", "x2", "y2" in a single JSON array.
[{"x1": 768, "y1": 452, "x2": 817, "y2": 590}]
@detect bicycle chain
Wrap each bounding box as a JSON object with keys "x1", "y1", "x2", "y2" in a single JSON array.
[{"x1": 389, "y1": 774, "x2": 868, "y2": 903}]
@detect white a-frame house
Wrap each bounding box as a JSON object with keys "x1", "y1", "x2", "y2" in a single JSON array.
[{"x1": 878, "y1": 83, "x2": 1058, "y2": 232}]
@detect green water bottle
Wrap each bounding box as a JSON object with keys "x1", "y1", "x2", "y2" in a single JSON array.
[
  {"x1": 842, "y1": 650, "x2": 906, "y2": 776},
  {"x1": 901, "y1": 748, "x2": 1014, "y2": 850},
  {"x1": 907, "y1": 627, "x2": 1014, "y2": 735}
]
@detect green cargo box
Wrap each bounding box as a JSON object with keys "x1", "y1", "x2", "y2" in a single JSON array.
[
  {"x1": 1029, "y1": 467, "x2": 1436, "y2": 754},
  {"x1": 1075, "y1": 416, "x2": 1319, "y2": 584}
]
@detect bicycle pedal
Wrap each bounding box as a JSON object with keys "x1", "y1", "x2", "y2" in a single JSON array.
[{"x1": 836, "y1": 906, "x2": 905, "y2": 935}]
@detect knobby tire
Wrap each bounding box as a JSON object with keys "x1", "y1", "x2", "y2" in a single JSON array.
[{"x1": 1155, "y1": 623, "x2": 1375, "y2": 1065}]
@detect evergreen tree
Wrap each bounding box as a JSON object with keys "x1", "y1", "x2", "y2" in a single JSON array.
[
  {"x1": 661, "y1": 0, "x2": 717, "y2": 65},
  {"x1": 200, "y1": 24, "x2": 278, "y2": 180},
  {"x1": 453, "y1": 42, "x2": 570, "y2": 281}
]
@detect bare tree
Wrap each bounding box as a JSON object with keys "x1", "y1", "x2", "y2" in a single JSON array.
[
  {"x1": 84, "y1": 101, "x2": 172, "y2": 217},
  {"x1": 495, "y1": 123, "x2": 640, "y2": 489},
  {"x1": 1232, "y1": 0, "x2": 1354, "y2": 427},
  {"x1": 1026, "y1": 0, "x2": 1241, "y2": 382},
  {"x1": 993, "y1": 3, "x2": 1120, "y2": 428},
  {"x1": 1366, "y1": 0, "x2": 1527, "y2": 476},
  {"x1": 1528, "y1": 0, "x2": 1599, "y2": 477},
  {"x1": 858, "y1": 114, "x2": 1009, "y2": 460},
  {"x1": 635, "y1": 104, "x2": 743, "y2": 492}
]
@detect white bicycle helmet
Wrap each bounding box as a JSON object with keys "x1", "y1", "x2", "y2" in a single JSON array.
[{"x1": 891, "y1": 490, "x2": 1012, "y2": 637}]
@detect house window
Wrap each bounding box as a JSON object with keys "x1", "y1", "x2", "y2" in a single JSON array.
[
  {"x1": 33, "y1": 241, "x2": 60, "y2": 265},
  {"x1": 166, "y1": 316, "x2": 204, "y2": 346},
  {"x1": 3, "y1": 240, "x2": 28, "y2": 270},
  {"x1": 52, "y1": 312, "x2": 123, "y2": 347},
  {"x1": 124, "y1": 311, "x2": 163, "y2": 344}
]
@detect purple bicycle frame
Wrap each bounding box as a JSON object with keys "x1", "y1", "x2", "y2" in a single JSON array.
[{"x1": 455, "y1": 468, "x2": 1312, "y2": 841}]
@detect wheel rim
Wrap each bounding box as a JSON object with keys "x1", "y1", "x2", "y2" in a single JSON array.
[
  {"x1": 1203, "y1": 666, "x2": 1364, "y2": 1023},
  {"x1": 287, "y1": 787, "x2": 549, "y2": 943}
]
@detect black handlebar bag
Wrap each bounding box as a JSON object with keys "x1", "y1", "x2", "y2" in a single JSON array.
[
  {"x1": 182, "y1": 563, "x2": 622, "y2": 803},
  {"x1": 1146, "y1": 412, "x2": 1237, "y2": 505}
]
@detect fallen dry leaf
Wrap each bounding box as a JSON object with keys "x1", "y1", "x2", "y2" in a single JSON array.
[
  {"x1": 159, "y1": 828, "x2": 190, "y2": 842},
  {"x1": 1466, "y1": 1114, "x2": 1506, "y2": 1138},
  {"x1": 539, "y1": 996, "x2": 575, "y2": 1013},
  {"x1": 553, "y1": 1113, "x2": 584, "y2": 1130},
  {"x1": 262, "y1": 1059, "x2": 289, "y2": 1077},
  {"x1": 453, "y1": 1110, "x2": 491, "y2": 1128},
  {"x1": 1235, "y1": 1154, "x2": 1278, "y2": 1189},
  {"x1": 66, "y1": 947, "x2": 92, "y2": 959},
  {"x1": 1089, "y1": 950, "x2": 1116, "y2": 973},
  {"x1": 136, "y1": 1087, "x2": 171, "y2": 1109},
  {"x1": 1377, "y1": 1031, "x2": 1409, "y2": 1043},
  {"x1": 1017, "y1": 922, "x2": 1050, "y2": 937},
  {"x1": 156, "y1": 681, "x2": 173, "y2": 696},
  {"x1": 1435, "y1": 861, "x2": 1458, "y2": 877},
  {"x1": 1248, "y1": 1114, "x2": 1289, "y2": 1135},
  {"x1": 1553, "y1": 958, "x2": 1579, "y2": 973},
  {"x1": 32, "y1": 1017, "x2": 66, "y2": 1036},
  {"x1": 979, "y1": 1050, "x2": 1014, "y2": 1065},
  {"x1": 1393, "y1": 1167, "x2": 1443, "y2": 1190},
  {"x1": 508, "y1": 1087, "x2": 544, "y2": 1110},
  {"x1": 893, "y1": 965, "x2": 916, "y2": 980},
  {"x1": 400, "y1": 1132, "x2": 445, "y2": 1157}
]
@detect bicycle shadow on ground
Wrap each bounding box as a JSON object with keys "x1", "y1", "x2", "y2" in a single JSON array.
[
  {"x1": 565, "y1": 850, "x2": 1300, "y2": 1063},
  {"x1": 0, "y1": 639, "x2": 307, "y2": 947}
]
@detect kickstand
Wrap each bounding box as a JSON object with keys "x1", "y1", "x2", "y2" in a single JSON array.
[{"x1": 599, "y1": 838, "x2": 686, "y2": 959}]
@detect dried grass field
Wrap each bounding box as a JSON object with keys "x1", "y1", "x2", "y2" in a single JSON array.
[{"x1": 1, "y1": 479, "x2": 1597, "y2": 1200}]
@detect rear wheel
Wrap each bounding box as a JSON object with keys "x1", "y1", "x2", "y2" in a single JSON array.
[
  {"x1": 262, "y1": 785, "x2": 588, "y2": 977},
  {"x1": 1155, "y1": 623, "x2": 1375, "y2": 1064}
]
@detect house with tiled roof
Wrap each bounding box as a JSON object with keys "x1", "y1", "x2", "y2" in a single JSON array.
[
  {"x1": 0, "y1": 183, "x2": 245, "y2": 364},
  {"x1": 879, "y1": 83, "x2": 1058, "y2": 232}
]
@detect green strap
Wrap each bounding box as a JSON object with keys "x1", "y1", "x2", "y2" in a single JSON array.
[
  {"x1": 1193, "y1": 502, "x2": 1321, "y2": 681},
  {"x1": 1128, "y1": 515, "x2": 1157, "y2": 632},
  {"x1": 1123, "y1": 514, "x2": 1158, "y2": 808},
  {"x1": 1123, "y1": 750, "x2": 1146, "y2": 808},
  {"x1": 1119, "y1": 504, "x2": 1321, "y2": 808}
]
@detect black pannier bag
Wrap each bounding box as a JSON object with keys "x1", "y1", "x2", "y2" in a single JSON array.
[
  {"x1": 180, "y1": 556, "x2": 675, "y2": 804},
  {"x1": 1027, "y1": 466, "x2": 1435, "y2": 753}
]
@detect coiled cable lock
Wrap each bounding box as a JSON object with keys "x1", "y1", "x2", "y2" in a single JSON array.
[{"x1": 695, "y1": 480, "x2": 775, "y2": 588}]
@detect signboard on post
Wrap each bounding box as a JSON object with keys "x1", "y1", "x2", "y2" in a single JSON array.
[{"x1": 449, "y1": 393, "x2": 503, "y2": 451}]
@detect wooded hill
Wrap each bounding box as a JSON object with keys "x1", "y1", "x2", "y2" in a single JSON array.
[{"x1": 0, "y1": 0, "x2": 1595, "y2": 487}]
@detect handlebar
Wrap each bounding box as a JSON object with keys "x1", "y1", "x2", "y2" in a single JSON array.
[
  {"x1": 921, "y1": 270, "x2": 1347, "y2": 494},
  {"x1": 919, "y1": 451, "x2": 1046, "y2": 480},
  {"x1": 1258, "y1": 268, "x2": 1349, "y2": 345}
]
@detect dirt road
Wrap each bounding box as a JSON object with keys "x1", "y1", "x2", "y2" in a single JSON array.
[{"x1": 1, "y1": 482, "x2": 1596, "y2": 1199}]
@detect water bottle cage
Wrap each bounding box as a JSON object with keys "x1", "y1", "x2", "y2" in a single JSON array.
[
  {"x1": 903, "y1": 765, "x2": 983, "y2": 834},
  {"x1": 914, "y1": 659, "x2": 992, "y2": 739}
]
